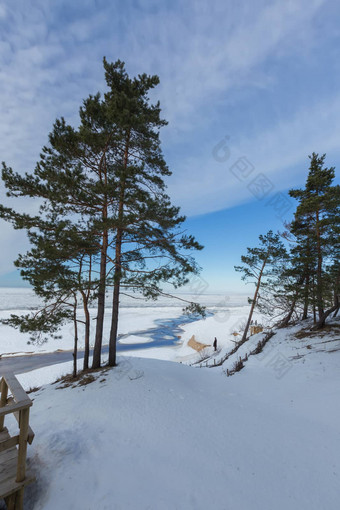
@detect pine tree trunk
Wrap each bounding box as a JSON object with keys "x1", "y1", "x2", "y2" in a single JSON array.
[
  {"x1": 302, "y1": 273, "x2": 309, "y2": 320},
  {"x1": 241, "y1": 257, "x2": 267, "y2": 343},
  {"x1": 83, "y1": 300, "x2": 90, "y2": 370},
  {"x1": 92, "y1": 152, "x2": 109, "y2": 369},
  {"x1": 278, "y1": 295, "x2": 298, "y2": 328},
  {"x1": 315, "y1": 208, "x2": 324, "y2": 319},
  {"x1": 333, "y1": 288, "x2": 339, "y2": 317},
  {"x1": 83, "y1": 255, "x2": 92, "y2": 370},
  {"x1": 313, "y1": 304, "x2": 338, "y2": 329},
  {"x1": 312, "y1": 277, "x2": 317, "y2": 323},
  {"x1": 73, "y1": 304, "x2": 78, "y2": 378},
  {"x1": 313, "y1": 275, "x2": 340, "y2": 329},
  {"x1": 108, "y1": 131, "x2": 130, "y2": 367},
  {"x1": 108, "y1": 230, "x2": 122, "y2": 367},
  {"x1": 334, "y1": 275, "x2": 340, "y2": 317},
  {"x1": 92, "y1": 229, "x2": 108, "y2": 368}
]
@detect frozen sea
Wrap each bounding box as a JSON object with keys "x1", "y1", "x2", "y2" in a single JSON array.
[
  {"x1": 0, "y1": 287, "x2": 256, "y2": 375},
  {"x1": 0, "y1": 287, "x2": 249, "y2": 311}
]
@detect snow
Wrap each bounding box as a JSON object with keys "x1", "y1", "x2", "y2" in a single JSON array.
[
  {"x1": 1, "y1": 288, "x2": 339, "y2": 509},
  {"x1": 0, "y1": 288, "x2": 250, "y2": 357},
  {"x1": 124, "y1": 305, "x2": 265, "y2": 363},
  {"x1": 119, "y1": 335, "x2": 153, "y2": 345},
  {"x1": 0, "y1": 288, "x2": 255, "y2": 361},
  {"x1": 5, "y1": 320, "x2": 339, "y2": 510},
  {"x1": 0, "y1": 306, "x2": 184, "y2": 355}
]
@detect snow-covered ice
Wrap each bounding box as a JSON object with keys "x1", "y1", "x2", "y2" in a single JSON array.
[{"x1": 0, "y1": 288, "x2": 252, "y2": 357}]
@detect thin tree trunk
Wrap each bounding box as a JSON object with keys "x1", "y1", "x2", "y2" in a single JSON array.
[
  {"x1": 92, "y1": 229, "x2": 108, "y2": 368},
  {"x1": 108, "y1": 131, "x2": 130, "y2": 367},
  {"x1": 73, "y1": 301, "x2": 78, "y2": 378},
  {"x1": 302, "y1": 273, "x2": 309, "y2": 320},
  {"x1": 80, "y1": 256, "x2": 91, "y2": 370},
  {"x1": 278, "y1": 293, "x2": 299, "y2": 328},
  {"x1": 278, "y1": 275, "x2": 305, "y2": 328},
  {"x1": 108, "y1": 229, "x2": 122, "y2": 367},
  {"x1": 313, "y1": 303, "x2": 338, "y2": 329},
  {"x1": 93, "y1": 158, "x2": 109, "y2": 369},
  {"x1": 241, "y1": 257, "x2": 267, "y2": 343},
  {"x1": 314, "y1": 275, "x2": 340, "y2": 329},
  {"x1": 312, "y1": 276, "x2": 317, "y2": 323},
  {"x1": 83, "y1": 297, "x2": 90, "y2": 370},
  {"x1": 315, "y1": 208, "x2": 324, "y2": 320},
  {"x1": 333, "y1": 280, "x2": 340, "y2": 317}
]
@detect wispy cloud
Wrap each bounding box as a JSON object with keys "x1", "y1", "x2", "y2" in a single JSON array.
[
  {"x1": 168, "y1": 91, "x2": 340, "y2": 215},
  {"x1": 0, "y1": 0, "x2": 338, "y2": 275}
]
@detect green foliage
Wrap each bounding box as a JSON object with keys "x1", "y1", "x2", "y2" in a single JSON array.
[
  {"x1": 0, "y1": 57, "x2": 204, "y2": 366},
  {"x1": 236, "y1": 153, "x2": 340, "y2": 329},
  {"x1": 234, "y1": 230, "x2": 288, "y2": 284}
]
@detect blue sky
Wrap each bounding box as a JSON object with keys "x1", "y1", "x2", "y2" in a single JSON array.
[{"x1": 0, "y1": 0, "x2": 340, "y2": 293}]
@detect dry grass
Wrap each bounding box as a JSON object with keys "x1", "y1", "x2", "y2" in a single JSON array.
[
  {"x1": 27, "y1": 386, "x2": 41, "y2": 394},
  {"x1": 295, "y1": 323, "x2": 340, "y2": 340},
  {"x1": 54, "y1": 366, "x2": 111, "y2": 389}
]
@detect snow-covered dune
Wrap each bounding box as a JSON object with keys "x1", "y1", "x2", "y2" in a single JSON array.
[{"x1": 12, "y1": 322, "x2": 340, "y2": 510}]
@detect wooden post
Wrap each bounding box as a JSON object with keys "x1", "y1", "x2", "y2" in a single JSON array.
[
  {"x1": 15, "y1": 488, "x2": 25, "y2": 509},
  {"x1": 16, "y1": 407, "x2": 30, "y2": 483},
  {"x1": 0, "y1": 377, "x2": 8, "y2": 431},
  {"x1": 5, "y1": 493, "x2": 17, "y2": 510}
]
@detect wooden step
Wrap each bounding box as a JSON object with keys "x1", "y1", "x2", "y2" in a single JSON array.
[{"x1": 0, "y1": 428, "x2": 35, "y2": 499}]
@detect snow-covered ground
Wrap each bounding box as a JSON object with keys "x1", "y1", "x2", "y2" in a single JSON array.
[
  {"x1": 125, "y1": 305, "x2": 264, "y2": 363},
  {"x1": 5, "y1": 319, "x2": 339, "y2": 510}
]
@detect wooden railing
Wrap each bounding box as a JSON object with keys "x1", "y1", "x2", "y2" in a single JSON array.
[{"x1": 0, "y1": 373, "x2": 35, "y2": 510}]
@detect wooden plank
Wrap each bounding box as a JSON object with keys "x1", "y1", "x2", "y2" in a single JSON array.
[
  {"x1": 0, "y1": 451, "x2": 18, "y2": 474},
  {"x1": 15, "y1": 487, "x2": 25, "y2": 510},
  {"x1": 0, "y1": 470, "x2": 35, "y2": 499},
  {"x1": 0, "y1": 400, "x2": 31, "y2": 419},
  {"x1": 3, "y1": 374, "x2": 31, "y2": 406},
  {"x1": 0, "y1": 427, "x2": 10, "y2": 441},
  {"x1": 5, "y1": 493, "x2": 17, "y2": 510},
  {"x1": 0, "y1": 452, "x2": 16, "y2": 475},
  {"x1": 0, "y1": 378, "x2": 8, "y2": 431},
  {"x1": 16, "y1": 407, "x2": 29, "y2": 482},
  {"x1": 0, "y1": 435, "x2": 19, "y2": 453},
  {"x1": 10, "y1": 406, "x2": 35, "y2": 445},
  {"x1": 0, "y1": 373, "x2": 35, "y2": 504}
]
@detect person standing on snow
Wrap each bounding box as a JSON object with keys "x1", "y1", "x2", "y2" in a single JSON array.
[{"x1": 213, "y1": 337, "x2": 217, "y2": 351}]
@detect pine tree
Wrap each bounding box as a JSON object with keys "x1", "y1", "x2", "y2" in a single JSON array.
[
  {"x1": 289, "y1": 153, "x2": 340, "y2": 328},
  {"x1": 1, "y1": 101, "x2": 118, "y2": 368},
  {"x1": 0, "y1": 57, "x2": 204, "y2": 370},
  {"x1": 286, "y1": 215, "x2": 317, "y2": 321},
  {"x1": 0, "y1": 210, "x2": 97, "y2": 374},
  {"x1": 235, "y1": 230, "x2": 288, "y2": 342},
  {"x1": 100, "y1": 59, "x2": 204, "y2": 367}
]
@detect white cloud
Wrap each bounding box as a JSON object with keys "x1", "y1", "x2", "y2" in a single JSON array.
[
  {"x1": 0, "y1": 0, "x2": 336, "y2": 275},
  {"x1": 168, "y1": 92, "x2": 340, "y2": 216}
]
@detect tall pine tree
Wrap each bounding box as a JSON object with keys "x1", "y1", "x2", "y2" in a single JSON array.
[{"x1": 289, "y1": 153, "x2": 340, "y2": 328}]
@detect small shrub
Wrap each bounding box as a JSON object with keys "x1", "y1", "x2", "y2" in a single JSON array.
[{"x1": 233, "y1": 358, "x2": 244, "y2": 372}]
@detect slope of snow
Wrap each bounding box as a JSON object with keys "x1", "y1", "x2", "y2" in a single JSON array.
[{"x1": 7, "y1": 321, "x2": 340, "y2": 510}]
